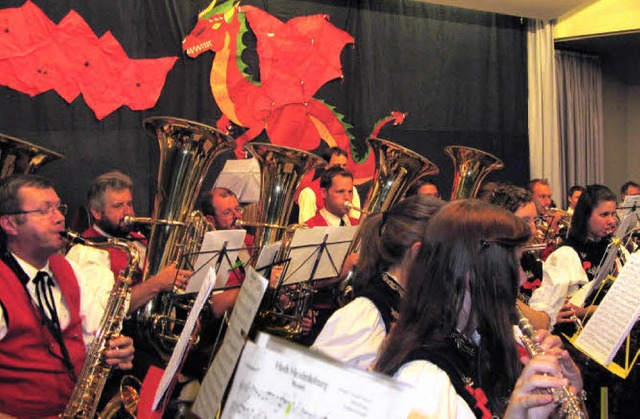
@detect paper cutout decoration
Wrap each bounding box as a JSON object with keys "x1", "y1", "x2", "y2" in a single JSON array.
[
  {"x1": 183, "y1": 1, "x2": 375, "y2": 184},
  {"x1": 0, "y1": 1, "x2": 177, "y2": 119}
]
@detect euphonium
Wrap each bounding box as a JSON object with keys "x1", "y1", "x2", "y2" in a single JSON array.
[
  {"x1": 134, "y1": 116, "x2": 235, "y2": 357},
  {"x1": 335, "y1": 138, "x2": 439, "y2": 307},
  {"x1": 0, "y1": 133, "x2": 64, "y2": 178},
  {"x1": 361, "y1": 137, "x2": 439, "y2": 217},
  {"x1": 244, "y1": 143, "x2": 326, "y2": 339},
  {"x1": 344, "y1": 137, "x2": 439, "y2": 256},
  {"x1": 243, "y1": 143, "x2": 326, "y2": 263},
  {"x1": 60, "y1": 230, "x2": 140, "y2": 419},
  {"x1": 515, "y1": 306, "x2": 587, "y2": 419},
  {"x1": 445, "y1": 145, "x2": 504, "y2": 200}
]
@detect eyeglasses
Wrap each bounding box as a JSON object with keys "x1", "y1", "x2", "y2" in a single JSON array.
[
  {"x1": 216, "y1": 207, "x2": 243, "y2": 218},
  {"x1": 4, "y1": 204, "x2": 68, "y2": 217}
]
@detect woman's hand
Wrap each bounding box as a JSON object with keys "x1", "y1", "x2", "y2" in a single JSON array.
[{"x1": 507, "y1": 330, "x2": 584, "y2": 419}]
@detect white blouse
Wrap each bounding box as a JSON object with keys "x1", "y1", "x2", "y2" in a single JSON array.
[
  {"x1": 395, "y1": 360, "x2": 476, "y2": 419},
  {"x1": 311, "y1": 296, "x2": 387, "y2": 370}
]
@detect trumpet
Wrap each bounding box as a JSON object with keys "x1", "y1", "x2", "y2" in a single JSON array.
[{"x1": 515, "y1": 306, "x2": 587, "y2": 419}]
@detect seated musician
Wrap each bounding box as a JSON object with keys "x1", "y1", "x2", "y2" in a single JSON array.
[
  {"x1": 566, "y1": 185, "x2": 585, "y2": 216},
  {"x1": 297, "y1": 146, "x2": 361, "y2": 223},
  {"x1": 532, "y1": 184, "x2": 632, "y2": 416},
  {"x1": 66, "y1": 171, "x2": 191, "y2": 313},
  {"x1": 528, "y1": 178, "x2": 564, "y2": 258},
  {"x1": 300, "y1": 166, "x2": 359, "y2": 345},
  {"x1": 312, "y1": 195, "x2": 444, "y2": 369},
  {"x1": 374, "y1": 200, "x2": 583, "y2": 418},
  {"x1": 198, "y1": 187, "x2": 254, "y2": 317},
  {"x1": 0, "y1": 175, "x2": 134, "y2": 417},
  {"x1": 481, "y1": 183, "x2": 550, "y2": 330},
  {"x1": 406, "y1": 178, "x2": 441, "y2": 198}
]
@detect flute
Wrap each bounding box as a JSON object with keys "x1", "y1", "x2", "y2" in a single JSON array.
[{"x1": 515, "y1": 306, "x2": 587, "y2": 419}]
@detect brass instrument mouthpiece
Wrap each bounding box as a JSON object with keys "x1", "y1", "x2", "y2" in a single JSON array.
[
  {"x1": 60, "y1": 230, "x2": 87, "y2": 245},
  {"x1": 343, "y1": 201, "x2": 370, "y2": 215}
]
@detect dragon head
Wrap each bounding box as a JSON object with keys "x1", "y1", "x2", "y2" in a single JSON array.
[{"x1": 182, "y1": 0, "x2": 239, "y2": 58}]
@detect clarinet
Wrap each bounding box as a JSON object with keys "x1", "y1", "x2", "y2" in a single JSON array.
[
  {"x1": 60, "y1": 230, "x2": 140, "y2": 419},
  {"x1": 515, "y1": 306, "x2": 587, "y2": 419}
]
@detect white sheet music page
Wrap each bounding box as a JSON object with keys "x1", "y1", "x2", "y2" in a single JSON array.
[
  {"x1": 152, "y1": 267, "x2": 216, "y2": 410},
  {"x1": 574, "y1": 252, "x2": 640, "y2": 365},
  {"x1": 187, "y1": 229, "x2": 246, "y2": 293},
  {"x1": 191, "y1": 266, "x2": 268, "y2": 419},
  {"x1": 220, "y1": 333, "x2": 413, "y2": 419}
]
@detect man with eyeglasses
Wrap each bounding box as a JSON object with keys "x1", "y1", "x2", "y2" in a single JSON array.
[
  {"x1": 198, "y1": 187, "x2": 254, "y2": 317},
  {"x1": 0, "y1": 174, "x2": 134, "y2": 417}
]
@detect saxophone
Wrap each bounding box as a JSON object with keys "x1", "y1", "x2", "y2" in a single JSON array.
[
  {"x1": 60, "y1": 230, "x2": 140, "y2": 419},
  {"x1": 515, "y1": 306, "x2": 587, "y2": 419}
]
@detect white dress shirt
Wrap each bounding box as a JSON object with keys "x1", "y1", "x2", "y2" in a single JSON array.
[
  {"x1": 298, "y1": 186, "x2": 361, "y2": 223},
  {"x1": 0, "y1": 253, "x2": 115, "y2": 347}
]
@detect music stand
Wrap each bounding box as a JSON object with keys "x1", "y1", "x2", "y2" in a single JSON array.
[
  {"x1": 279, "y1": 226, "x2": 357, "y2": 287},
  {"x1": 213, "y1": 157, "x2": 261, "y2": 204},
  {"x1": 618, "y1": 194, "x2": 640, "y2": 220},
  {"x1": 186, "y1": 229, "x2": 246, "y2": 292}
]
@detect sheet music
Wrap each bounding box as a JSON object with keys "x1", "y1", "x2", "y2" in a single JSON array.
[
  {"x1": 192, "y1": 266, "x2": 268, "y2": 419},
  {"x1": 574, "y1": 252, "x2": 640, "y2": 365},
  {"x1": 255, "y1": 241, "x2": 282, "y2": 273},
  {"x1": 284, "y1": 226, "x2": 356, "y2": 285},
  {"x1": 187, "y1": 229, "x2": 246, "y2": 293},
  {"x1": 220, "y1": 333, "x2": 413, "y2": 419},
  {"x1": 618, "y1": 195, "x2": 640, "y2": 220},
  {"x1": 152, "y1": 267, "x2": 216, "y2": 410}
]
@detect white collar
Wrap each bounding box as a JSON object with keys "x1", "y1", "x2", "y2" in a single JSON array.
[
  {"x1": 11, "y1": 252, "x2": 52, "y2": 283},
  {"x1": 319, "y1": 207, "x2": 349, "y2": 226}
]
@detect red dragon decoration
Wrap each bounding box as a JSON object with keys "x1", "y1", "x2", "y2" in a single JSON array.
[
  {"x1": 0, "y1": 1, "x2": 177, "y2": 119},
  {"x1": 182, "y1": 0, "x2": 375, "y2": 184}
]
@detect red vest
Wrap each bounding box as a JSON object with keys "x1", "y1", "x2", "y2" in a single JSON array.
[
  {"x1": 304, "y1": 212, "x2": 358, "y2": 227},
  {"x1": 0, "y1": 256, "x2": 86, "y2": 418},
  {"x1": 82, "y1": 226, "x2": 147, "y2": 285}
]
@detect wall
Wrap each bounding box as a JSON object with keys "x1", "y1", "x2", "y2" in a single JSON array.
[{"x1": 627, "y1": 86, "x2": 640, "y2": 184}]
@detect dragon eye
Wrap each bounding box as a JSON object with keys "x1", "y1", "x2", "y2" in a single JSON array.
[{"x1": 212, "y1": 23, "x2": 221, "y2": 30}]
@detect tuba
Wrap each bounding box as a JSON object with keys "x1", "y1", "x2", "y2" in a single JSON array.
[
  {"x1": 445, "y1": 145, "x2": 504, "y2": 200},
  {"x1": 244, "y1": 143, "x2": 326, "y2": 339},
  {"x1": 243, "y1": 143, "x2": 326, "y2": 264},
  {"x1": 134, "y1": 116, "x2": 235, "y2": 357},
  {"x1": 359, "y1": 137, "x2": 439, "y2": 220},
  {"x1": 336, "y1": 138, "x2": 439, "y2": 307},
  {"x1": 0, "y1": 133, "x2": 64, "y2": 177}
]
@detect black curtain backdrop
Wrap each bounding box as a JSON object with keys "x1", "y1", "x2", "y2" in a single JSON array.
[{"x1": 0, "y1": 0, "x2": 528, "y2": 223}]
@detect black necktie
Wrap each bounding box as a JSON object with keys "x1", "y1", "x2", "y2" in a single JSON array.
[
  {"x1": 33, "y1": 271, "x2": 77, "y2": 382},
  {"x1": 339, "y1": 219, "x2": 346, "y2": 226}
]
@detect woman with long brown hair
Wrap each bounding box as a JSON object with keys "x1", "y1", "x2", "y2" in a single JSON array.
[
  {"x1": 375, "y1": 200, "x2": 582, "y2": 418},
  {"x1": 312, "y1": 195, "x2": 444, "y2": 369}
]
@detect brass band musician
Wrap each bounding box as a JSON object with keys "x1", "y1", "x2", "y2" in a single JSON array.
[{"x1": 0, "y1": 175, "x2": 134, "y2": 417}]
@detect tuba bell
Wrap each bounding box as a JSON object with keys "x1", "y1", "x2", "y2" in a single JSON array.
[
  {"x1": 336, "y1": 138, "x2": 439, "y2": 307},
  {"x1": 0, "y1": 133, "x2": 64, "y2": 178},
  {"x1": 134, "y1": 116, "x2": 235, "y2": 358},
  {"x1": 445, "y1": 145, "x2": 504, "y2": 200},
  {"x1": 243, "y1": 143, "x2": 327, "y2": 264}
]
